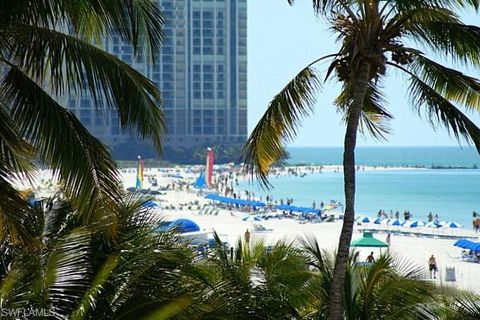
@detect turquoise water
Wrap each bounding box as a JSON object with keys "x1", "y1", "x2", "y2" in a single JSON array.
[
  {"x1": 240, "y1": 147, "x2": 480, "y2": 227},
  {"x1": 286, "y1": 146, "x2": 480, "y2": 168}
]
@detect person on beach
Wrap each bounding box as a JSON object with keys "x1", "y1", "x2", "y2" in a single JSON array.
[
  {"x1": 244, "y1": 229, "x2": 251, "y2": 244},
  {"x1": 474, "y1": 218, "x2": 480, "y2": 233},
  {"x1": 366, "y1": 252, "x2": 375, "y2": 263},
  {"x1": 428, "y1": 212, "x2": 433, "y2": 222},
  {"x1": 428, "y1": 255, "x2": 438, "y2": 279}
]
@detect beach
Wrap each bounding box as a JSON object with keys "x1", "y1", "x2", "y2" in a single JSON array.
[{"x1": 20, "y1": 165, "x2": 480, "y2": 293}]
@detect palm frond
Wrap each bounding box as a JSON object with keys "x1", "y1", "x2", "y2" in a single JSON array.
[
  {"x1": 288, "y1": 0, "x2": 342, "y2": 14},
  {"x1": 0, "y1": 177, "x2": 36, "y2": 245},
  {"x1": 41, "y1": 229, "x2": 91, "y2": 318},
  {"x1": 335, "y1": 81, "x2": 393, "y2": 141},
  {"x1": 405, "y1": 20, "x2": 480, "y2": 67},
  {"x1": 360, "y1": 85, "x2": 393, "y2": 141},
  {"x1": 241, "y1": 66, "x2": 321, "y2": 187},
  {"x1": 451, "y1": 293, "x2": 480, "y2": 319},
  {"x1": 71, "y1": 255, "x2": 118, "y2": 320},
  {"x1": 4, "y1": 24, "x2": 165, "y2": 151},
  {"x1": 392, "y1": 0, "x2": 479, "y2": 11},
  {"x1": 0, "y1": 66, "x2": 121, "y2": 224},
  {"x1": 405, "y1": 68, "x2": 480, "y2": 153},
  {"x1": 408, "y1": 55, "x2": 480, "y2": 111},
  {"x1": 1, "y1": 0, "x2": 164, "y2": 61},
  {"x1": 0, "y1": 102, "x2": 34, "y2": 179},
  {"x1": 71, "y1": 0, "x2": 164, "y2": 61}
]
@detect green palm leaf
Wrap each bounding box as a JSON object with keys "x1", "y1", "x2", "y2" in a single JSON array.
[
  {"x1": 408, "y1": 55, "x2": 480, "y2": 110},
  {"x1": 41, "y1": 229, "x2": 91, "y2": 317},
  {"x1": 241, "y1": 66, "x2": 321, "y2": 186},
  {"x1": 1, "y1": 0, "x2": 164, "y2": 60},
  {"x1": 406, "y1": 20, "x2": 480, "y2": 66},
  {"x1": 5, "y1": 24, "x2": 165, "y2": 151},
  {"x1": 0, "y1": 104, "x2": 34, "y2": 178},
  {"x1": 1, "y1": 66, "x2": 121, "y2": 224},
  {"x1": 407, "y1": 72, "x2": 480, "y2": 152}
]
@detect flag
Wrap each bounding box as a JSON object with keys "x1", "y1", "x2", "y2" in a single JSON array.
[
  {"x1": 136, "y1": 156, "x2": 144, "y2": 190},
  {"x1": 206, "y1": 148, "x2": 214, "y2": 187}
]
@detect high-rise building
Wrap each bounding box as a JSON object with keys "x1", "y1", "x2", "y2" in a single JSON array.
[{"x1": 67, "y1": 0, "x2": 247, "y2": 157}]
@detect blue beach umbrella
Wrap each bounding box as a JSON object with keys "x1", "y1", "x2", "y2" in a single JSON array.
[
  {"x1": 154, "y1": 219, "x2": 200, "y2": 233},
  {"x1": 444, "y1": 221, "x2": 463, "y2": 228},
  {"x1": 454, "y1": 239, "x2": 471, "y2": 248},
  {"x1": 402, "y1": 220, "x2": 424, "y2": 228},
  {"x1": 388, "y1": 219, "x2": 403, "y2": 226},
  {"x1": 374, "y1": 218, "x2": 384, "y2": 224},
  {"x1": 169, "y1": 219, "x2": 200, "y2": 233},
  {"x1": 410, "y1": 220, "x2": 425, "y2": 228},
  {"x1": 360, "y1": 216, "x2": 373, "y2": 223},
  {"x1": 425, "y1": 221, "x2": 441, "y2": 228},
  {"x1": 143, "y1": 200, "x2": 160, "y2": 208}
]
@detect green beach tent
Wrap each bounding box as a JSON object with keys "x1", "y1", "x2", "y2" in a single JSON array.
[{"x1": 351, "y1": 232, "x2": 389, "y2": 248}]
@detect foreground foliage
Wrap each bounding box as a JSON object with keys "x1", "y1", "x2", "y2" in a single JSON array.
[{"x1": 2, "y1": 198, "x2": 479, "y2": 320}]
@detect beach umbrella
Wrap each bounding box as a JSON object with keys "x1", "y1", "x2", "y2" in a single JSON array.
[
  {"x1": 410, "y1": 220, "x2": 425, "y2": 228},
  {"x1": 388, "y1": 219, "x2": 403, "y2": 226},
  {"x1": 454, "y1": 239, "x2": 471, "y2": 248},
  {"x1": 401, "y1": 220, "x2": 424, "y2": 228},
  {"x1": 143, "y1": 200, "x2": 160, "y2": 208},
  {"x1": 360, "y1": 216, "x2": 373, "y2": 223},
  {"x1": 351, "y1": 232, "x2": 389, "y2": 248},
  {"x1": 154, "y1": 219, "x2": 200, "y2": 233},
  {"x1": 243, "y1": 215, "x2": 261, "y2": 222},
  {"x1": 374, "y1": 218, "x2": 384, "y2": 224},
  {"x1": 463, "y1": 241, "x2": 480, "y2": 251},
  {"x1": 425, "y1": 221, "x2": 441, "y2": 228},
  {"x1": 444, "y1": 221, "x2": 463, "y2": 228}
]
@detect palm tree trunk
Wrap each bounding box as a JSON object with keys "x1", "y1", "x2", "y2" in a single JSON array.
[{"x1": 328, "y1": 61, "x2": 371, "y2": 320}]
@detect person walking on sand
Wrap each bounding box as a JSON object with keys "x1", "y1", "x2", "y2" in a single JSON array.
[
  {"x1": 244, "y1": 229, "x2": 251, "y2": 244},
  {"x1": 428, "y1": 255, "x2": 438, "y2": 279},
  {"x1": 366, "y1": 252, "x2": 375, "y2": 263}
]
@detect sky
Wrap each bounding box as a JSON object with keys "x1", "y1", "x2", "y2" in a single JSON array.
[{"x1": 247, "y1": 1, "x2": 480, "y2": 147}]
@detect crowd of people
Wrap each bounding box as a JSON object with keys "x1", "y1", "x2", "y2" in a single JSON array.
[{"x1": 376, "y1": 209, "x2": 419, "y2": 221}]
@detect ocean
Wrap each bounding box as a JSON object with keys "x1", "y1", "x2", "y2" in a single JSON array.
[
  {"x1": 286, "y1": 146, "x2": 480, "y2": 168},
  {"x1": 239, "y1": 147, "x2": 480, "y2": 227}
]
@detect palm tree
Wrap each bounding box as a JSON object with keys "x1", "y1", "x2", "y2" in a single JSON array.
[
  {"x1": 301, "y1": 237, "x2": 436, "y2": 319},
  {"x1": 421, "y1": 290, "x2": 480, "y2": 320},
  {"x1": 0, "y1": 1, "x2": 165, "y2": 244},
  {"x1": 192, "y1": 235, "x2": 316, "y2": 319},
  {"x1": 0, "y1": 195, "x2": 197, "y2": 319},
  {"x1": 242, "y1": 1, "x2": 480, "y2": 318}
]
